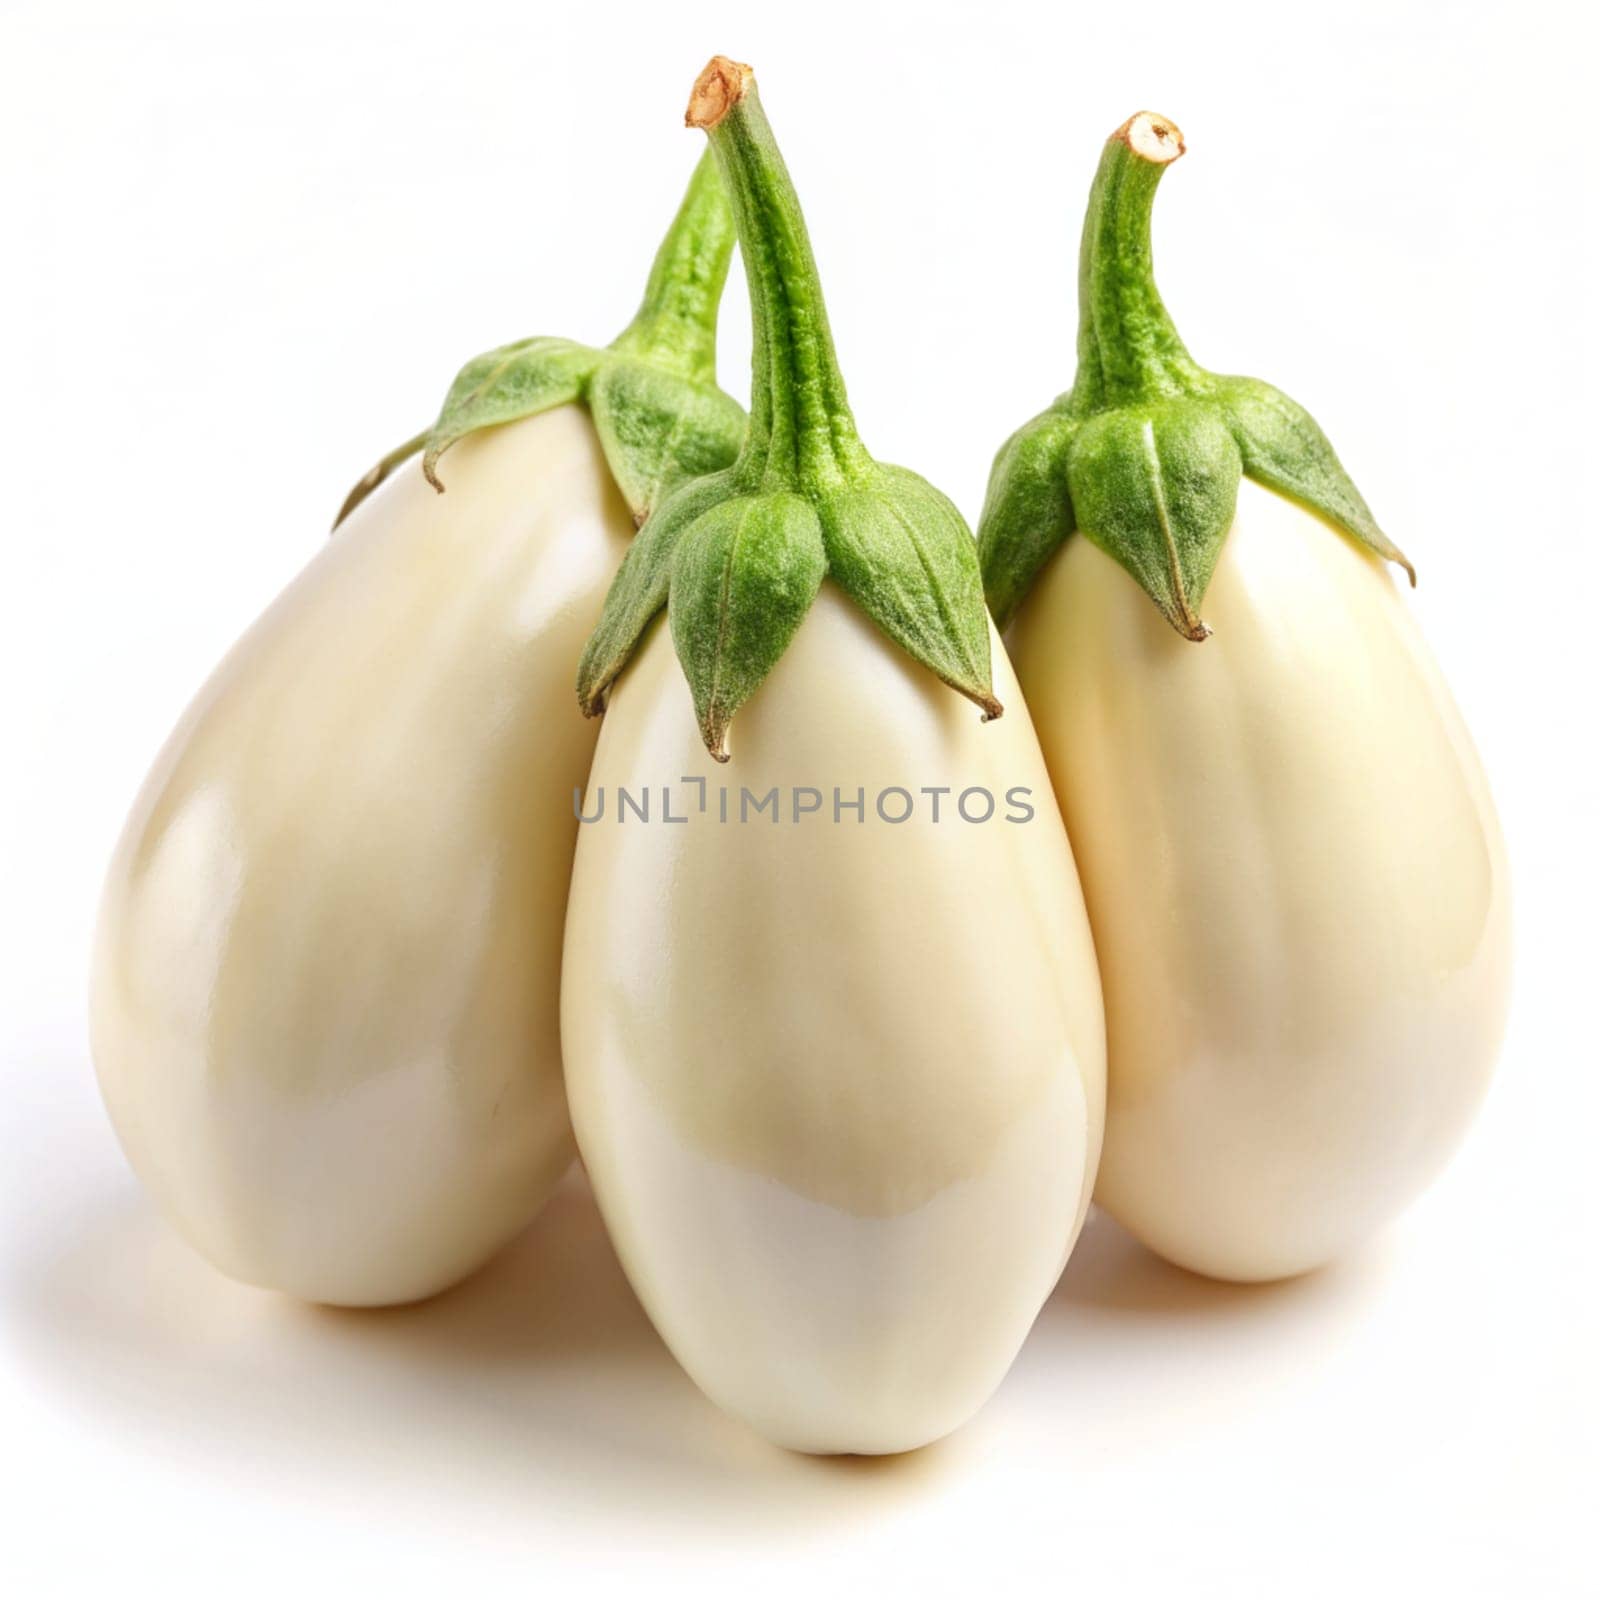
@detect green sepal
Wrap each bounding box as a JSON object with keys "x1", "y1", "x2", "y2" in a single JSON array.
[
  {"x1": 575, "y1": 469, "x2": 735, "y2": 716},
  {"x1": 668, "y1": 493, "x2": 828, "y2": 759},
  {"x1": 332, "y1": 336, "x2": 597, "y2": 531},
  {"x1": 337, "y1": 336, "x2": 746, "y2": 532},
  {"x1": 421, "y1": 335, "x2": 597, "y2": 490},
  {"x1": 977, "y1": 408, "x2": 1078, "y2": 631},
  {"x1": 580, "y1": 456, "x2": 1001, "y2": 754},
  {"x1": 1217, "y1": 376, "x2": 1414, "y2": 583},
  {"x1": 587, "y1": 356, "x2": 747, "y2": 526},
  {"x1": 1066, "y1": 402, "x2": 1241, "y2": 640},
  {"x1": 820, "y1": 466, "x2": 1000, "y2": 718}
]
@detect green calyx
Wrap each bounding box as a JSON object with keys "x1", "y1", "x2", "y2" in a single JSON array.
[
  {"x1": 332, "y1": 149, "x2": 745, "y2": 530},
  {"x1": 578, "y1": 57, "x2": 1000, "y2": 761},
  {"x1": 978, "y1": 111, "x2": 1414, "y2": 638}
]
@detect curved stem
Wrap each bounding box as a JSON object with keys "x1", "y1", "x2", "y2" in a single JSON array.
[
  {"x1": 609, "y1": 148, "x2": 737, "y2": 387},
  {"x1": 687, "y1": 57, "x2": 870, "y2": 490},
  {"x1": 1073, "y1": 111, "x2": 1203, "y2": 410}
]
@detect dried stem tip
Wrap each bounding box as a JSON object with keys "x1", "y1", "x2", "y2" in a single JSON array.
[
  {"x1": 1113, "y1": 110, "x2": 1186, "y2": 164},
  {"x1": 687, "y1": 56, "x2": 753, "y2": 129}
]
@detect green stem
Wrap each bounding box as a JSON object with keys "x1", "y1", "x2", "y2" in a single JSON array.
[
  {"x1": 609, "y1": 148, "x2": 737, "y2": 387},
  {"x1": 688, "y1": 58, "x2": 870, "y2": 489},
  {"x1": 1073, "y1": 112, "x2": 1204, "y2": 409}
]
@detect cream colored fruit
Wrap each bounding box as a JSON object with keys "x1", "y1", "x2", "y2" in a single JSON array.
[
  {"x1": 91, "y1": 406, "x2": 634, "y2": 1305},
  {"x1": 1012, "y1": 479, "x2": 1511, "y2": 1282},
  {"x1": 562, "y1": 585, "x2": 1105, "y2": 1454}
]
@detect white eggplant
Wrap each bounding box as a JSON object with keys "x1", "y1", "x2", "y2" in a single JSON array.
[
  {"x1": 92, "y1": 409, "x2": 632, "y2": 1304},
  {"x1": 564, "y1": 592, "x2": 1103, "y2": 1453},
  {"x1": 979, "y1": 113, "x2": 1510, "y2": 1280},
  {"x1": 90, "y1": 157, "x2": 742, "y2": 1305},
  {"x1": 1014, "y1": 482, "x2": 1509, "y2": 1280},
  {"x1": 564, "y1": 60, "x2": 1105, "y2": 1452}
]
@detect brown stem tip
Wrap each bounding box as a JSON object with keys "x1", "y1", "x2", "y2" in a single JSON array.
[
  {"x1": 687, "y1": 56, "x2": 753, "y2": 130},
  {"x1": 1112, "y1": 110, "x2": 1185, "y2": 165}
]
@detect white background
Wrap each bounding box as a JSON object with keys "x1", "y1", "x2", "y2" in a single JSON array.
[{"x1": 2, "y1": 0, "x2": 1595, "y2": 1594}]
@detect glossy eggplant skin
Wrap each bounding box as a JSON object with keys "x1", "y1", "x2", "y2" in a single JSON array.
[
  {"x1": 563, "y1": 586, "x2": 1106, "y2": 1454},
  {"x1": 1013, "y1": 480, "x2": 1511, "y2": 1282},
  {"x1": 91, "y1": 406, "x2": 634, "y2": 1305}
]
